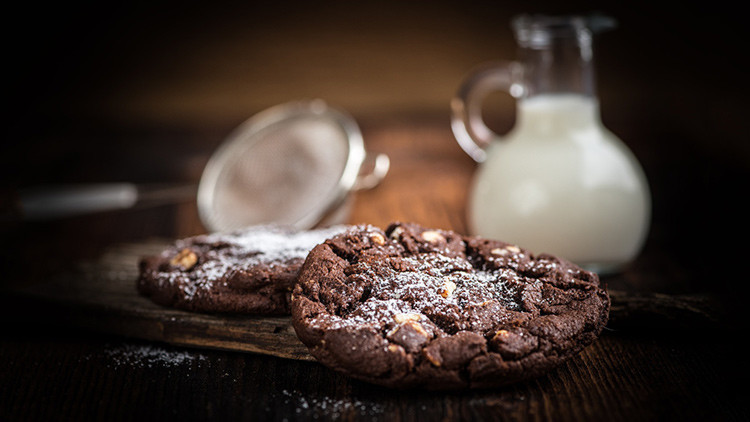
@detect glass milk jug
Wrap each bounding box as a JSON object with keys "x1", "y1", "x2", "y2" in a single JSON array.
[{"x1": 451, "y1": 14, "x2": 651, "y2": 274}]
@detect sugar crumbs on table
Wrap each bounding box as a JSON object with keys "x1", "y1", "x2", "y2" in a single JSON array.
[
  {"x1": 278, "y1": 389, "x2": 385, "y2": 419},
  {"x1": 102, "y1": 343, "x2": 208, "y2": 369}
]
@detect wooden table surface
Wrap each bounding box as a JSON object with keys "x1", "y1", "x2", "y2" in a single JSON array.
[{"x1": 1, "y1": 112, "x2": 747, "y2": 421}]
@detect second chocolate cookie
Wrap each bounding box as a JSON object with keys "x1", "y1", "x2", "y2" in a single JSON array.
[{"x1": 291, "y1": 222, "x2": 610, "y2": 390}]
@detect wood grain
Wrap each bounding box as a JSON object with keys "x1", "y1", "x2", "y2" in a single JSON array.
[
  {"x1": 10, "y1": 241, "x2": 313, "y2": 361},
  {"x1": 7, "y1": 239, "x2": 723, "y2": 365}
]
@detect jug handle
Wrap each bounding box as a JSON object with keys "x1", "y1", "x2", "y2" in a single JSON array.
[{"x1": 450, "y1": 61, "x2": 523, "y2": 163}]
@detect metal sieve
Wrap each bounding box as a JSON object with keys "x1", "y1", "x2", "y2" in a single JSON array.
[
  {"x1": 197, "y1": 100, "x2": 389, "y2": 232},
  {"x1": 9, "y1": 100, "x2": 389, "y2": 231}
]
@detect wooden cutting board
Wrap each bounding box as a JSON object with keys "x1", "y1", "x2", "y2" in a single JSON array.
[
  {"x1": 9, "y1": 240, "x2": 314, "y2": 361},
  {"x1": 7, "y1": 241, "x2": 722, "y2": 362}
]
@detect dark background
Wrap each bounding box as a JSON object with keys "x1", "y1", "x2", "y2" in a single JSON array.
[{"x1": 5, "y1": 1, "x2": 747, "y2": 139}]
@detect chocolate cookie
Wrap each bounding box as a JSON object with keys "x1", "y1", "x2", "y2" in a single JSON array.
[
  {"x1": 137, "y1": 225, "x2": 348, "y2": 315},
  {"x1": 291, "y1": 222, "x2": 609, "y2": 389}
]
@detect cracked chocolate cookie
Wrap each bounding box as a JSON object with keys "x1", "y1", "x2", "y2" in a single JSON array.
[
  {"x1": 137, "y1": 225, "x2": 348, "y2": 314},
  {"x1": 291, "y1": 222, "x2": 610, "y2": 389}
]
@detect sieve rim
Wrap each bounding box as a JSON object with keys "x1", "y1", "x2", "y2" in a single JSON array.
[{"x1": 196, "y1": 99, "x2": 366, "y2": 232}]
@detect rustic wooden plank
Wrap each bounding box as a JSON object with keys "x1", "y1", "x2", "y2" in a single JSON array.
[
  {"x1": 7, "y1": 239, "x2": 725, "y2": 366},
  {"x1": 9, "y1": 240, "x2": 313, "y2": 361},
  {"x1": 607, "y1": 289, "x2": 724, "y2": 331}
]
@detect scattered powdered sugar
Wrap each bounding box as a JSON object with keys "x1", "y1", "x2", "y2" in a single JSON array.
[
  {"x1": 370, "y1": 254, "x2": 524, "y2": 307},
  {"x1": 208, "y1": 224, "x2": 349, "y2": 263},
  {"x1": 100, "y1": 343, "x2": 208, "y2": 369},
  {"x1": 315, "y1": 298, "x2": 418, "y2": 331},
  {"x1": 321, "y1": 251, "x2": 536, "y2": 333},
  {"x1": 276, "y1": 388, "x2": 385, "y2": 419},
  {"x1": 155, "y1": 224, "x2": 349, "y2": 300}
]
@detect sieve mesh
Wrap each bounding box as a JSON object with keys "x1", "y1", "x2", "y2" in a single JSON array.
[{"x1": 201, "y1": 113, "x2": 350, "y2": 232}]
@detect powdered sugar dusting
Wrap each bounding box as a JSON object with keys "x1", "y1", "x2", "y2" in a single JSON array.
[
  {"x1": 314, "y1": 298, "x2": 419, "y2": 331},
  {"x1": 101, "y1": 343, "x2": 208, "y2": 368},
  {"x1": 276, "y1": 388, "x2": 385, "y2": 419},
  {"x1": 204, "y1": 225, "x2": 349, "y2": 263},
  {"x1": 326, "y1": 251, "x2": 533, "y2": 333},
  {"x1": 149, "y1": 225, "x2": 350, "y2": 301}
]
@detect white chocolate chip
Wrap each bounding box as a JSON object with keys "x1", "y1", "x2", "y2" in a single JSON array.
[
  {"x1": 406, "y1": 321, "x2": 430, "y2": 337},
  {"x1": 439, "y1": 280, "x2": 457, "y2": 298},
  {"x1": 424, "y1": 350, "x2": 442, "y2": 367},
  {"x1": 490, "y1": 248, "x2": 508, "y2": 256},
  {"x1": 389, "y1": 226, "x2": 404, "y2": 240},
  {"x1": 370, "y1": 232, "x2": 386, "y2": 246},
  {"x1": 170, "y1": 248, "x2": 197, "y2": 270},
  {"x1": 393, "y1": 313, "x2": 421, "y2": 324},
  {"x1": 493, "y1": 329, "x2": 510, "y2": 340},
  {"x1": 389, "y1": 320, "x2": 430, "y2": 338},
  {"x1": 421, "y1": 230, "x2": 445, "y2": 243},
  {"x1": 495, "y1": 330, "x2": 510, "y2": 337}
]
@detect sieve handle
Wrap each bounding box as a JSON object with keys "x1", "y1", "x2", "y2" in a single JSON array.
[
  {"x1": 353, "y1": 152, "x2": 390, "y2": 191},
  {"x1": 12, "y1": 183, "x2": 197, "y2": 221}
]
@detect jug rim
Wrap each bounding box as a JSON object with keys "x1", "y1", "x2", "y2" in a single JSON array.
[{"x1": 512, "y1": 13, "x2": 616, "y2": 47}]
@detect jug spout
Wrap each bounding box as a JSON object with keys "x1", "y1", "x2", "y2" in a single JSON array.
[
  {"x1": 511, "y1": 13, "x2": 616, "y2": 99},
  {"x1": 511, "y1": 13, "x2": 617, "y2": 49}
]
